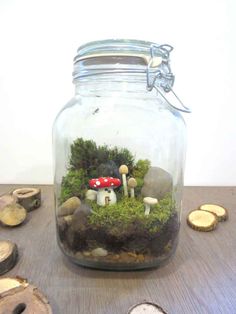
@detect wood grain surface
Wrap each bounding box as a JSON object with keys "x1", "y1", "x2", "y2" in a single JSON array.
[{"x1": 0, "y1": 185, "x2": 235, "y2": 314}]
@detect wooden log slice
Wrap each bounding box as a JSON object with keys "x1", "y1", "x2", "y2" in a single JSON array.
[
  {"x1": 0, "y1": 277, "x2": 52, "y2": 314},
  {"x1": 0, "y1": 240, "x2": 18, "y2": 275},
  {"x1": 0, "y1": 204, "x2": 27, "y2": 227},
  {"x1": 199, "y1": 204, "x2": 228, "y2": 222},
  {"x1": 0, "y1": 195, "x2": 16, "y2": 212},
  {"x1": 187, "y1": 209, "x2": 218, "y2": 232},
  {"x1": 12, "y1": 188, "x2": 41, "y2": 212},
  {"x1": 0, "y1": 277, "x2": 28, "y2": 294},
  {"x1": 128, "y1": 302, "x2": 168, "y2": 314}
]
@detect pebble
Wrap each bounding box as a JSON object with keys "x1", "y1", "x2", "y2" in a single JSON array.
[
  {"x1": 82, "y1": 251, "x2": 91, "y2": 257},
  {"x1": 112, "y1": 254, "x2": 120, "y2": 260},
  {"x1": 64, "y1": 215, "x2": 73, "y2": 224},
  {"x1": 85, "y1": 189, "x2": 97, "y2": 201},
  {"x1": 58, "y1": 196, "x2": 81, "y2": 217},
  {"x1": 136, "y1": 254, "x2": 145, "y2": 262},
  {"x1": 75, "y1": 252, "x2": 83, "y2": 259},
  {"x1": 127, "y1": 252, "x2": 137, "y2": 258},
  {"x1": 91, "y1": 248, "x2": 108, "y2": 257}
]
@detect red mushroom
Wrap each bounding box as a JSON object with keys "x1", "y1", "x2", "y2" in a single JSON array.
[{"x1": 89, "y1": 177, "x2": 121, "y2": 206}]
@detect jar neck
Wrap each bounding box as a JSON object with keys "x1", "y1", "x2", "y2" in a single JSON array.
[{"x1": 74, "y1": 73, "x2": 154, "y2": 97}]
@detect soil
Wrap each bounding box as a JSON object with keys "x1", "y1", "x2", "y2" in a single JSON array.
[{"x1": 57, "y1": 211, "x2": 179, "y2": 268}]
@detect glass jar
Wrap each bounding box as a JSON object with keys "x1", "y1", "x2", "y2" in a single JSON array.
[{"x1": 53, "y1": 39, "x2": 190, "y2": 270}]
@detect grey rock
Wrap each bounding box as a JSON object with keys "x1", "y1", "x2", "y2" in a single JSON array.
[
  {"x1": 75, "y1": 203, "x2": 91, "y2": 215},
  {"x1": 91, "y1": 247, "x2": 108, "y2": 257},
  {"x1": 141, "y1": 167, "x2": 173, "y2": 199},
  {"x1": 65, "y1": 204, "x2": 92, "y2": 251},
  {"x1": 97, "y1": 161, "x2": 121, "y2": 179},
  {"x1": 71, "y1": 203, "x2": 91, "y2": 231}
]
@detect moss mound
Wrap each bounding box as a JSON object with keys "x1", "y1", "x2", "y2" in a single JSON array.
[{"x1": 88, "y1": 195, "x2": 174, "y2": 234}]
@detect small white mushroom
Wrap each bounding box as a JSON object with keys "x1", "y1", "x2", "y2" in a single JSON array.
[
  {"x1": 127, "y1": 178, "x2": 137, "y2": 198},
  {"x1": 143, "y1": 197, "x2": 158, "y2": 215},
  {"x1": 119, "y1": 165, "x2": 129, "y2": 197},
  {"x1": 85, "y1": 189, "x2": 98, "y2": 201}
]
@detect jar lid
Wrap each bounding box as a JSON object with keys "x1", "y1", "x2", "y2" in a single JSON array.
[
  {"x1": 74, "y1": 39, "x2": 172, "y2": 83},
  {"x1": 73, "y1": 39, "x2": 191, "y2": 113},
  {"x1": 74, "y1": 39, "x2": 165, "y2": 67}
]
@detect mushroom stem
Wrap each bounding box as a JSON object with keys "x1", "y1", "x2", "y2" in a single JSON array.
[
  {"x1": 145, "y1": 204, "x2": 150, "y2": 215},
  {"x1": 127, "y1": 178, "x2": 137, "y2": 199},
  {"x1": 122, "y1": 173, "x2": 128, "y2": 197}
]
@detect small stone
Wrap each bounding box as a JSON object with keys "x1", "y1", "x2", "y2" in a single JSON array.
[
  {"x1": 91, "y1": 248, "x2": 108, "y2": 257},
  {"x1": 85, "y1": 189, "x2": 97, "y2": 201},
  {"x1": 112, "y1": 254, "x2": 120, "y2": 260},
  {"x1": 119, "y1": 252, "x2": 135, "y2": 263},
  {"x1": 164, "y1": 241, "x2": 172, "y2": 253},
  {"x1": 141, "y1": 167, "x2": 173, "y2": 199},
  {"x1": 127, "y1": 252, "x2": 137, "y2": 258},
  {"x1": 58, "y1": 196, "x2": 81, "y2": 217},
  {"x1": 75, "y1": 252, "x2": 83, "y2": 259},
  {"x1": 57, "y1": 217, "x2": 68, "y2": 234},
  {"x1": 82, "y1": 251, "x2": 91, "y2": 257},
  {"x1": 64, "y1": 215, "x2": 73, "y2": 224},
  {"x1": 136, "y1": 254, "x2": 145, "y2": 262}
]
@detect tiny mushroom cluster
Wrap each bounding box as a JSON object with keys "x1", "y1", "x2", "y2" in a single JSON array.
[
  {"x1": 119, "y1": 165, "x2": 138, "y2": 199},
  {"x1": 89, "y1": 177, "x2": 121, "y2": 206},
  {"x1": 86, "y1": 163, "x2": 157, "y2": 215}
]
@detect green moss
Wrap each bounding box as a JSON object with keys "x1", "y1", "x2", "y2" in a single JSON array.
[
  {"x1": 132, "y1": 159, "x2": 150, "y2": 195},
  {"x1": 88, "y1": 195, "x2": 174, "y2": 234},
  {"x1": 133, "y1": 159, "x2": 151, "y2": 178},
  {"x1": 70, "y1": 138, "x2": 98, "y2": 171},
  {"x1": 108, "y1": 147, "x2": 135, "y2": 173},
  {"x1": 60, "y1": 169, "x2": 88, "y2": 203},
  {"x1": 69, "y1": 138, "x2": 135, "y2": 174}
]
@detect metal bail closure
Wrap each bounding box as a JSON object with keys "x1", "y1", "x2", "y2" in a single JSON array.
[{"x1": 146, "y1": 44, "x2": 191, "y2": 113}]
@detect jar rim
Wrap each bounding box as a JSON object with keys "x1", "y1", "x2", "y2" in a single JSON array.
[{"x1": 74, "y1": 39, "x2": 159, "y2": 63}]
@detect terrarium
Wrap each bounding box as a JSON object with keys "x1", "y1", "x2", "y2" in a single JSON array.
[{"x1": 53, "y1": 39, "x2": 190, "y2": 270}]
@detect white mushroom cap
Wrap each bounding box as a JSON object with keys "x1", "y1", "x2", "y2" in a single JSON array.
[
  {"x1": 143, "y1": 197, "x2": 158, "y2": 206},
  {"x1": 119, "y1": 165, "x2": 129, "y2": 175},
  {"x1": 128, "y1": 178, "x2": 137, "y2": 188}
]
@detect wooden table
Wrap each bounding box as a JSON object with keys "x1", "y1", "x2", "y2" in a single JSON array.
[{"x1": 0, "y1": 185, "x2": 235, "y2": 314}]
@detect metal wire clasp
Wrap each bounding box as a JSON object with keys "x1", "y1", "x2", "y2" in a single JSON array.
[{"x1": 146, "y1": 44, "x2": 191, "y2": 113}]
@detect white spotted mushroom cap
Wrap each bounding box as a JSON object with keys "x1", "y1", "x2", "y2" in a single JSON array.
[
  {"x1": 143, "y1": 197, "x2": 158, "y2": 206},
  {"x1": 89, "y1": 177, "x2": 121, "y2": 189}
]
